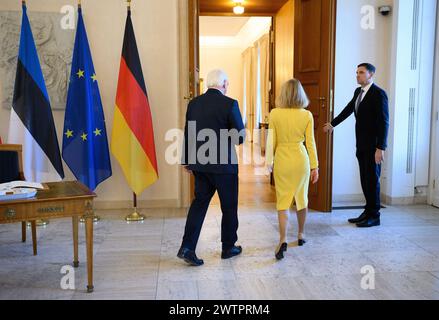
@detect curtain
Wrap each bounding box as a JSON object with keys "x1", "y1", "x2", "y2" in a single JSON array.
[
  {"x1": 241, "y1": 33, "x2": 270, "y2": 144},
  {"x1": 251, "y1": 45, "x2": 259, "y2": 143},
  {"x1": 242, "y1": 47, "x2": 254, "y2": 142},
  {"x1": 258, "y1": 34, "x2": 270, "y2": 125}
]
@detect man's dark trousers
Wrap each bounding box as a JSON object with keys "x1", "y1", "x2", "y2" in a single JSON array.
[
  {"x1": 182, "y1": 171, "x2": 239, "y2": 251},
  {"x1": 356, "y1": 149, "x2": 381, "y2": 218}
]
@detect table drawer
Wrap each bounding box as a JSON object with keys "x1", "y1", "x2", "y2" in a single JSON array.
[{"x1": 0, "y1": 199, "x2": 94, "y2": 223}]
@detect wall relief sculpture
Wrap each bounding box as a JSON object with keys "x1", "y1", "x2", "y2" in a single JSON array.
[{"x1": 0, "y1": 11, "x2": 75, "y2": 110}]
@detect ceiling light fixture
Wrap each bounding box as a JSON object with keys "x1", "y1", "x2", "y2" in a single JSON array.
[
  {"x1": 233, "y1": 5, "x2": 245, "y2": 14},
  {"x1": 233, "y1": 1, "x2": 245, "y2": 15}
]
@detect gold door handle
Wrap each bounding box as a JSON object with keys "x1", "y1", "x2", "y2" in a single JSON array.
[
  {"x1": 184, "y1": 92, "x2": 194, "y2": 101},
  {"x1": 319, "y1": 97, "x2": 326, "y2": 109}
]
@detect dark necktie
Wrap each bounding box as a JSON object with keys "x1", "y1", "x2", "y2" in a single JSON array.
[{"x1": 355, "y1": 89, "x2": 364, "y2": 113}]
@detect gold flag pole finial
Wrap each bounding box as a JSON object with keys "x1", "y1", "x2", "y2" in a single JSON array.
[
  {"x1": 127, "y1": 0, "x2": 131, "y2": 11},
  {"x1": 22, "y1": 0, "x2": 26, "y2": 5},
  {"x1": 78, "y1": 0, "x2": 81, "y2": 8}
]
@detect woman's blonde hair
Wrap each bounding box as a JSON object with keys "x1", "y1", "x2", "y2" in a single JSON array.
[{"x1": 276, "y1": 79, "x2": 310, "y2": 109}]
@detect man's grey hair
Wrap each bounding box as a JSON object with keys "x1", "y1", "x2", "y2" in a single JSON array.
[{"x1": 206, "y1": 69, "x2": 229, "y2": 88}]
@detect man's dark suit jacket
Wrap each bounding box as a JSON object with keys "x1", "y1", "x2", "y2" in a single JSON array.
[
  {"x1": 182, "y1": 89, "x2": 245, "y2": 174},
  {"x1": 331, "y1": 83, "x2": 389, "y2": 151}
]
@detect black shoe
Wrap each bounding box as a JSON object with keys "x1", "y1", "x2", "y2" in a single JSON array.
[
  {"x1": 275, "y1": 243, "x2": 288, "y2": 260},
  {"x1": 177, "y1": 247, "x2": 204, "y2": 266},
  {"x1": 298, "y1": 239, "x2": 307, "y2": 246},
  {"x1": 221, "y1": 246, "x2": 242, "y2": 259},
  {"x1": 348, "y1": 211, "x2": 369, "y2": 224},
  {"x1": 356, "y1": 216, "x2": 380, "y2": 228}
]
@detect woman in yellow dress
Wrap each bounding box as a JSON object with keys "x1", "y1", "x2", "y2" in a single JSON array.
[{"x1": 265, "y1": 79, "x2": 319, "y2": 260}]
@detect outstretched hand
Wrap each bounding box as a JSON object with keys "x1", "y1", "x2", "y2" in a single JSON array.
[{"x1": 323, "y1": 123, "x2": 334, "y2": 134}]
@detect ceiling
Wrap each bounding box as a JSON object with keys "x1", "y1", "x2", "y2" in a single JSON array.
[
  {"x1": 200, "y1": 17, "x2": 272, "y2": 48},
  {"x1": 200, "y1": 17, "x2": 250, "y2": 37},
  {"x1": 200, "y1": 0, "x2": 289, "y2": 15}
]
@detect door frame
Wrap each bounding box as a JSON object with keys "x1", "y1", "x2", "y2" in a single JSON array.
[{"x1": 180, "y1": 0, "x2": 337, "y2": 210}]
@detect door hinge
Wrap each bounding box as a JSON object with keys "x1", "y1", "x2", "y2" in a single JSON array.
[
  {"x1": 270, "y1": 30, "x2": 274, "y2": 43},
  {"x1": 436, "y1": 111, "x2": 438, "y2": 121},
  {"x1": 434, "y1": 179, "x2": 436, "y2": 189}
]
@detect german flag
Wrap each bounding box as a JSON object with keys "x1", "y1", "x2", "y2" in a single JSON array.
[{"x1": 111, "y1": 8, "x2": 158, "y2": 195}]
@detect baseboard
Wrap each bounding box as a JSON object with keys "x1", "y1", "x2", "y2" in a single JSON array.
[
  {"x1": 332, "y1": 194, "x2": 364, "y2": 203},
  {"x1": 333, "y1": 193, "x2": 428, "y2": 206},
  {"x1": 94, "y1": 199, "x2": 180, "y2": 210},
  {"x1": 381, "y1": 194, "x2": 428, "y2": 205}
]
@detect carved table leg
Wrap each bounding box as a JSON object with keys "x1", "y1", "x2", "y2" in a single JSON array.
[
  {"x1": 22, "y1": 221, "x2": 26, "y2": 242},
  {"x1": 72, "y1": 216, "x2": 79, "y2": 268},
  {"x1": 85, "y1": 216, "x2": 94, "y2": 293},
  {"x1": 31, "y1": 221, "x2": 37, "y2": 256}
]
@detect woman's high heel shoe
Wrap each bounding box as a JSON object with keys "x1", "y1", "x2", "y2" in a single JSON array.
[
  {"x1": 298, "y1": 233, "x2": 306, "y2": 246},
  {"x1": 275, "y1": 243, "x2": 288, "y2": 260}
]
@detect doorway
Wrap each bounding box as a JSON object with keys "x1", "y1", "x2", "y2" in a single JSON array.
[
  {"x1": 199, "y1": 15, "x2": 275, "y2": 206},
  {"x1": 184, "y1": 0, "x2": 337, "y2": 212}
]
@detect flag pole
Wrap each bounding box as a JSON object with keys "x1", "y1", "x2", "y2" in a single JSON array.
[
  {"x1": 74, "y1": 0, "x2": 102, "y2": 224},
  {"x1": 21, "y1": 0, "x2": 50, "y2": 227},
  {"x1": 123, "y1": 0, "x2": 146, "y2": 223}
]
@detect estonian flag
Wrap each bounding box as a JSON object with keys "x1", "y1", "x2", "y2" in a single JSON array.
[
  {"x1": 8, "y1": 3, "x2": 64, "y2": 182},
  {"x1": 62, "y1": 5, "x2": 112, "y2": 191}
]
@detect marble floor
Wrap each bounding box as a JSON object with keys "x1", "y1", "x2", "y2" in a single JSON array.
[{"x1": 1, "y1": 203, "x2": 439, "y2": 300}]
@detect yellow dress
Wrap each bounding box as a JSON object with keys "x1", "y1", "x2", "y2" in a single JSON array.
[{"x1": 265, "y1": 108, "x2": 319, "y2": 211}]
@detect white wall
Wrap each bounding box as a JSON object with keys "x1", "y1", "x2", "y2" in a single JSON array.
[
  {"x1": 430, "y1": 5, "x2": 439, "y2": 207},
  {"x1": 0, "y1": 0, "x2": 180, "y2": 207},
  {"x1": 333, "y1": 0, "x2": 393, "y2": 201},
  {"x1": 386, "y1": 0, "x2": 437, "y2": 201},
  {"x1": 200, "y1": 47, "x2": 243, "y2": 106}
]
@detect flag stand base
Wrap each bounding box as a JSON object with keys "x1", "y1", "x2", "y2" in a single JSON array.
[
  {"x1": 125, "y1": 209, "x2": 145, "y2": 222},
  {"x1": 27, "y1": 220, "x2": 49, "y2": 227},
  {"x1": 79, "y1": 215, "x2": 100, "y2": 223}
]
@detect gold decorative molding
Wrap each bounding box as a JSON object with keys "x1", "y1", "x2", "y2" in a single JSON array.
[{"x1": 3, "y1": 208, "x2": 16, "y2": 219}]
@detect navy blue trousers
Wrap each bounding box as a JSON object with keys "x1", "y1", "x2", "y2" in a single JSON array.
[
  {"x1": 182, "y1": 171, "x2": 239, "y2": 251},
  {"x1": 356, "y1": 149, "x2": 381, "y2": 217}
]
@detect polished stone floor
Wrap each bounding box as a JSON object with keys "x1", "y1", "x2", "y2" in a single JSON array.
[{"x1": 1, "y1": 203, "x2": 439, "y2": 300}]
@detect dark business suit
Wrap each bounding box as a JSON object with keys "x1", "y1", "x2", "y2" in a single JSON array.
[
  {"x1": 331, "y1": 83, "x2": 389, "y2": 217},
  {"x1": 181, "y1": 89, "x2": 245, "y2": 251}
]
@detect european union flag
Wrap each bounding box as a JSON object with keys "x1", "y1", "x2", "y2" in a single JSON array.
[{"x1": 62, "y1": 6, "x2": 112, "y2": 191}]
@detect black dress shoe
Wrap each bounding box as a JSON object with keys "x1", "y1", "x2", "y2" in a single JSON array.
[
  {"x1": 177, "y1": 247, "x2": 204, "y2": 266},
  {"x1": 348, "y1": 211, "x2": 369, "y2": 224},
  {"x1": 298, "y1": 239, "x2": 307, "y2": 246},
  {"x1": 356, "y1": 216, "x2": 380, "y2": 228},
  {"x1": 221, "y1": 246, "x2": 242, "y2": 259},
  {"x1": 275, "y1": 243, "x2": 288, "y2": 260}
]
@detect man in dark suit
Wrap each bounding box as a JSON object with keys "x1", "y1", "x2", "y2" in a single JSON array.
[
  {"x1": 178, "y1": 69, "x2": 246, "y2": 266},
  {"x1": 324, "y1": 63, "x2": 389, "y2": 228}
]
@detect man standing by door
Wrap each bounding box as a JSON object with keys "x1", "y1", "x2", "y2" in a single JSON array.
[
  {"x1": 324, "y1": 63, "x2": 389, "y2": 228},
  {"x1": 178, "y1": 69, "x2": 246, "y2": 266}
]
